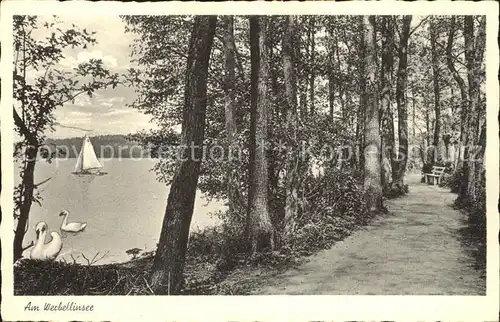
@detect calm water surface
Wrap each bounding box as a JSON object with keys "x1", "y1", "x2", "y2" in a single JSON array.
[{"x1": 18, "y1": 158, "x2": 223, "y2": 264}]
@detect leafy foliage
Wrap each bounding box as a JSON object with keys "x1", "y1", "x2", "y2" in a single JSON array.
[
  {"x1": 185, "y1": 168, "x2": 373, "y2": 271},
  {"x1": 291, "y1": 168, "x2": 371, "y2": 251}
]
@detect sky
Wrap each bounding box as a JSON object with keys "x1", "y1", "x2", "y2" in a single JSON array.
[{"x1": 32, "y1": 15, "x2": 156, "y2": 139}]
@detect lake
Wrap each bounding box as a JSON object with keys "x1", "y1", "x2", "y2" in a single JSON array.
[{"x1": 17, "y1": 158, "x2": 224, "y2": 264}]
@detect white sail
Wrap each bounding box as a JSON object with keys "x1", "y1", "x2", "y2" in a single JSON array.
[
  {"x1": 73, "y1": 145, "x2": 84, "y2": 173},
  {"x1": 74, "y1": 136, "x2": 102, "y2": 173}
]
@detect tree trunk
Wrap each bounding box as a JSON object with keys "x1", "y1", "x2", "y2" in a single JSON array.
[
  {"x1": 247, "y1": 17, "x2": 259, "y2": 240},
  {"x1": 380, "y1": 16, "x2": 395, "y2": 191},
  {"x1": 13, "y1": 145, "x2": 38, "y2": 261},
  {"x1": 430, "y1": 18, "x2": 441, "y2": 164},
  {"x1": 412, "y1": 89, "x2": 416, "y2": 138},
  {"x1": 424, "y1": 98, "x2": 430, "y2": 147},
  {"x1": 356, "y1": 16, "x2": 366, "y2": 174},
  {"x1": 247, "y1": 16, "x2": 274, "y2": 255},
  {"x1": 282, "y1": 15, "x2": 299, "y2": 238},
  {"x1": 335, "y1": 37, "x2": 346, "y2": 120},
  {"x1": 222, "y1": 16, "x2": 240, "y2": 216},
  {"x1": 463, "y1": 16, "x2": 486, "y2": 203},
  {"x1": 328, "y1": 21, "x2": 336, "y2": 118},
  {"x1": 362, "y1": 16, "x2": 383, "y2": 212},
  {"x1": 393, "y1": 15, "x2": 412, "y2": 187},
  {"x1": 446, "y1": 16, "x2": 469, "y2": 176},
  {"x1": 266, "y1": 31, "x2": 280, "y2": 233},
  {"x1": 309, "y1": 17, "x2": 316, "y2": 114},
  {"x1": 149, "y1": 16, "x2": 216, "y2": 295},
  {"x1": 328, "y1": 71, "x2": 335, "y2": 117}
]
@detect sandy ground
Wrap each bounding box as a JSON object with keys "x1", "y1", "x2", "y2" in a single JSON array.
[{"x1": 252, "y1": 174, "x2": 486, "y2": 295}]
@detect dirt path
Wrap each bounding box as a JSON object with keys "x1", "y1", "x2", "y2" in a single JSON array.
[{"x1": 253, "y1": 174, "x2": 486, "y2": 295}]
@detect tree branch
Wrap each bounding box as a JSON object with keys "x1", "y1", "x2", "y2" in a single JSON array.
[
  {"x1": 13, "y1": 108, "x2": 37, "y2": 145},
  {"x1": 409, "y1": 16, "x2": 429, "y2": 38},
  {"x1": 34, "y1": 176, "x2": 52, "y2": 188},
  {"x1": 445, "y1": 16, "x2": 468, "y2": 101},
  {"x1": 22, "y1": 240, "x2": 34, "y2": 251}
]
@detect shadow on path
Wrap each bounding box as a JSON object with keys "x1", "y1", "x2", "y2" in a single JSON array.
[{"x1": 253, "y1": 174, "x2": 486, "y2": 295}]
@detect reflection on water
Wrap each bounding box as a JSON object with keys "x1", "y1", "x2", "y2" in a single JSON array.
[{"x1": 16, "y1": 158, "x2": 224, "y2": 264}]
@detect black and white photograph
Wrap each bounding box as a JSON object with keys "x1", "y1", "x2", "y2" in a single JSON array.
[{"x1": 1, "y1": 1, "x2": 498, "y2": 321}]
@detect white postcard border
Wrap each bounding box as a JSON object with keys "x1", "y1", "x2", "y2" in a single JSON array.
[{"x1": 1, "y1": 1, "x2": 498, "y2": 321}]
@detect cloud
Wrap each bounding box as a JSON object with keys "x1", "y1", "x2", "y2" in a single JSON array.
[
  {"x1": 109, "y1": 97, "x2": 126, "y2": 103},
  {"x1": 59, "y1": 50, "x2": 118, "y2": 69},
  {"x1": 69, "y1": 111, "x2": 92, "y2": 117},
  {"x1": 99, "y1": 96, "x2": 127, "y2": 108},
  {"x1": 79, "y1": 51, "x2": 118, "y2": 68},
  {"x1": 103, "y1": 108, "x2": 134, "y2": 117},
  {"x1": 51, "y1": 103, "x2": 157, "y2": 139},
  {"x1": 73, "y1": 95, "x2": 92, "y2": 106}
]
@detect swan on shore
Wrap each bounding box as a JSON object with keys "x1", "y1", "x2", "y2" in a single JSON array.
[
  {"x1": 30, "y1": 222, "x2": 63, "y2": 261},
  {"x1": 59, "y1": 209, "x2": 87, "y2": 233}
]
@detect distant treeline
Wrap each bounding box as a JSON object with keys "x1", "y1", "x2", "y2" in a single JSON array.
[{"x1": 45, "y1": 135, "x2": 145, "y2": 158}]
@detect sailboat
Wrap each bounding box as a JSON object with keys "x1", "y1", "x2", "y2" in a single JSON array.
[{"x1": 72, "y1": 135, "x2": 107, "y2": 176}]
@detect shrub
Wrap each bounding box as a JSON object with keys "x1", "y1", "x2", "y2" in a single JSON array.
[
  {"x1": 384, "y1": 184, "x2": 409, "y2": 199},
  {"x1": 187, "y1": 209, "x2": 248, "y2": 271},
  {"x1": 453, "y1": 169, "x2": 486, "y2": 234},
  {"x1": 439, "y1": 166, "x2": 463, "y2": 193},
  {"x1": 290, "y1": 168, "x2": 370, "y2": 252}
]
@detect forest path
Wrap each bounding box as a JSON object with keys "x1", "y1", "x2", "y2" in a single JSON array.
[{"x1": 252, "y1": 173, "x2": 486, "y2": 295}]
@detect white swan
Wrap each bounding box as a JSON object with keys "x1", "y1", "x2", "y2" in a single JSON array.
[
  {"x1": 59, "y1": 209, "x2": 87, "y2": 233},
  {"x1": 30, "y1": 222, "x2": 63, "y2": 261}
]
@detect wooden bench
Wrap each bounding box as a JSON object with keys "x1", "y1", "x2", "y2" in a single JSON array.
[{"x1": 424, "y1": 166, "x2": 447, "y2": 185}]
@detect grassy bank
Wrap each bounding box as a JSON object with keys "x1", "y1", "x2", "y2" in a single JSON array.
[{"x1": 15, "y1": 213, "x2": 381, "y2": 295}]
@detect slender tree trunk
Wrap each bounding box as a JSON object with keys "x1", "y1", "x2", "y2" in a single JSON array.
[
  {"x1": 328, "y1": 71, "x2": 335, "y2": 117},
  {"x1": 247, "y1": 17, "x2": 259, "y2": 242},
  {"x1": 222, "y1": 16, "x2": 240, "y2": 216},
  {"x1": 470, "y1": 17, "x2": 486, "y2": 203},
  {"x1": 412, "y1": 91, "x2": 416, "y2": 138},
  {"x1": 362, "y1": 16, "x2": 383, "y2": 211},
  {"x1": 149, "y1": 16, "x2": 216, "y2": 295},
  {"x1": 222, "y1": 16, "x2": 237, "y2": 139},
  {"x1": 267, "y1": 32, "x2": 280, "y2": 231},
  {"x1": 393, "y1": 15, "x2": 412, "y2": 187},
  {"x1": 247, "y1": 16, "x2": 274, "y2": 255},
  {"x1": 356, "y1": 16, "x2": 366, "y2": 174},
  {"x1": 13, "y1": 145, "x2": 38, "y2": 261},
  {"x1": 13, "y1": 34, "x2": 40, "y2": 261},
  {"x1": 344, "y1": 58, "x2": 353, "y2": 124},
  {"x1": 297, "y1": 24, "x2": 308, "y2": 118},
  {"x1": 309, "y1": 17, "x2": 316, "y2": 114},
  {"x1": 282, "y1": 15, "x2": 299, "y2": 238},
  {"x1": 380, "y1": 16, "x2": 395, "y2": 191},
  {"x1": 328, "y1": 22, "x2": 336, "y2": 118},
  {"x1": 430, "y1": 18, "x2": 441, "y2": 164},
  {"x1": 463, "y1": 16, "x2": 486, "y2": 203},
  {"x1": 334, "y1": 39, "x2": 346, "y2": 117},
  {"x1": 425, "y1": 98, "x2": 430, "y2": 147},
  {"x1": 446, "y1": 16, "x2": 469, "y2": 176},
  {"x1": 385, "y1": 108, "x2": 396, "y2": 187}
]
